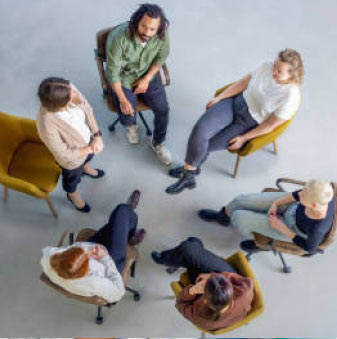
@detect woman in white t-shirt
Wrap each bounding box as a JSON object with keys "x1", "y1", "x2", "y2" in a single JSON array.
[
  {"x1": 166, "y1": 48, "x2": 304, "y2": 194},
  {"x1": 37, "y1": 77, "x2": 104, "y2": 213}
]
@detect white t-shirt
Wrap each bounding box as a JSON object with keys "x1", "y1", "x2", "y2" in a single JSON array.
[
  {"x1": 41, "y1": 242, "x2": 125, "y2": 303},
  {"x1": 243, "y1": 61, "x2": 301, "y2": 124},
  {"x1": 56, "y1": 106, "x2": 91, "y2": 144}
]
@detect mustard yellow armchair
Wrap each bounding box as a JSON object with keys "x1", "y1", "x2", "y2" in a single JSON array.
[
  {"x1": 215, "y1": 84, "x2": 300, "y2": 178},
  {"x1": 0, "y1": 111, "x2": 61, "y2": 217},
  {"x1": 170, "y1": 251, "x2": 265, "y2": 338}
]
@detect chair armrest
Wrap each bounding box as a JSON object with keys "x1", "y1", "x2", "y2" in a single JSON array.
[
  {"x1": 57, "y1": 230, "x2": 74, "y2": 247},
  {"x1": 161, "y1": 63, "x2": 170, "y2": 87},
  {"x1": 170, "y1": 281, "x2": 183, "y2": 297},
  {"x1": 0, "y1": 173, "x2": 45, "y2": 198},
  {"x1": 276, "y1": 178, "x2": 306, "y2": 192},
  {"x1": 19, "y1": 117, "x2": 41, "y2": 143}
]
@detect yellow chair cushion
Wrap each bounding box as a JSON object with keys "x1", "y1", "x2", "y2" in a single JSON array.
[
  {"x1": 8, "y1": 142, "x2": 60, "y2": 196},
  {"x1": 170, "y1": 251, "x2": 265, "y2": 335}
]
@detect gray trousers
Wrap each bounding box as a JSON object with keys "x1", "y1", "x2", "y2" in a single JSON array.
[{"x1": 185, "y1": 93, "x2": 258, "y2": 167}]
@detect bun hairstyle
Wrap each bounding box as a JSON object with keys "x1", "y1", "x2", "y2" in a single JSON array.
[
  {"x1": 204, "y1": 275, "x2": 234, "y2": 321},
  {"x1": 50, "y1": 247, "x2": 89, "y2": 279},
  {"x1": 38, "y1": 77, "x2": 71, "y2": 112}
]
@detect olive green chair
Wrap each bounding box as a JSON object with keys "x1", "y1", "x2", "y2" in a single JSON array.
[
  {"x1": 170, "y1": 251, "x2": 265, "y2": 338},
  {"x1": 0, "y1": 111, "x2": 60, "y2": 217},
  {"x1": 215, "y1": 83, "x2": 300, "y2": 178}
]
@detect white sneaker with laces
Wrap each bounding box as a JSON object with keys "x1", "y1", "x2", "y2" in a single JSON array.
[
  {"x1": 150, "y1": 140, "x2": 172, "y2": 165},
  {"x1": 126, "y1": 124, "x2": 139, "y2": 144}
]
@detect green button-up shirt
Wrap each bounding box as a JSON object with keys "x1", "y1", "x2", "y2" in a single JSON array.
[{"x1": 105, "y1": 22, "x2": 170, "y2": 89}]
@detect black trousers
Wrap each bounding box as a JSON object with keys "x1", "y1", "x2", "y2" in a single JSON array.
[
  {"x1": 88, "y1": 204, "x2": 138, "y2": 273},
  {"x1": 111, "y1": 75, "x2": 170, "y2": 145},
  {"x1": 160, "y1": 237, "x2": 237, "y2": 283},
  {"x1": 60, "y1": 154, "x2": 94, "y2": 193}
]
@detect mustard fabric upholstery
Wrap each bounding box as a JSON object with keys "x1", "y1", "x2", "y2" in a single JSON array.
[
  {"x1": 170, "y1": 251, "x2": 265, "y2": 336},
  {"x1": 214, "y1": 83, "x2": 298, "y2": 157},
  {"x1": 0, "y1": 111, "x2": 60, "y2": 198}
]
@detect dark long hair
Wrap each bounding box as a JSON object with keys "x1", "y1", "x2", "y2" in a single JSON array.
[
  {"x1": 129, "y1": 3, "x2": 169, "y2": 40},
  {"x1": 204, "y1": 275, "x2": 234, "y2": 321}
]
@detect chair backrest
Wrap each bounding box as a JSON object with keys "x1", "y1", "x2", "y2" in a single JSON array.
[
  {"x1": 96, "y1": 26, "x2": 116, "y2": 61},
  {"x1": 0, "y1": 112, "x2": 26, "y2": 174}
]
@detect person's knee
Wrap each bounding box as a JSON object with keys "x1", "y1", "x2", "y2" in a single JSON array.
[
  {"x1": 181, "y1": 240, "x2": 202, "y2": 256},
  {"x1": 118, "y1": 113, "x2": 136, "y2": 127},
  {"x1": 231, "y1": 210, "x2": 244, "y2": 228}
]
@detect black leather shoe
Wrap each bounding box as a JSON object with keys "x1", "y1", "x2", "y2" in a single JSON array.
[
  {"x1": 168, "y1": 166, "x2": 201, "y2": 179},
  {"x1": 198, "y1": 208, "x2": 230, "y2": 226},
  {"x1": 82, "y1": 169, "x2": 105, "y2": 179},
  {"x1": 151, "y1": 251, "x2": 165, "y2": 265},
  {"x1": 66, "y1": 193, "x2": 91, "y2": 213},
  {"x1": 127, "y1": 190, "x2": 141, "y2": 210},
  {"x1": 240, "y1": 240, "x2": 267, "y2": 253},
  {"x1": 166, "y1": 171, "x2": 196, "y2": 194}
]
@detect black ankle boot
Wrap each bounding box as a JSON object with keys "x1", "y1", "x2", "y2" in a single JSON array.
[
  {"x1": 198, "y1": 207, "x2": 230, "y2": 226},
  {"x1": 169, "y1": 166, "x2": 201, "y2": 179},
  {"x1": 165, "y1": 170, "x2": 196, "y2": 194}
]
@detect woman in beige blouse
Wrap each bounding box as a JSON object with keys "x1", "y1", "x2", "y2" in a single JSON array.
[{"x1": 37, "y1": 77, "x2": 104, "y2": 212}]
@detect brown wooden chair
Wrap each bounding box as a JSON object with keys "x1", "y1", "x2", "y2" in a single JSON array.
[
  {"x1": 40, "y1": 228, "x2": 140, "y2": 324},
  {"x1": 94, "y1": 25, "x2": 171, "y2": 134},
  {"x1": 242, "y1": 178, "x2": 337, "y2": 273}
]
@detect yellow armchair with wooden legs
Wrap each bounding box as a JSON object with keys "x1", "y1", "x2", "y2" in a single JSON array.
[
  {"x1": 170, "y1": 251, "x2": 265, "y2": 338},
  {"x1": 215, "y1": 84, "x2": 299, "y2": 178},
  {"x1": 0, "y1": 111, "x2": 61, "y2": 217}
]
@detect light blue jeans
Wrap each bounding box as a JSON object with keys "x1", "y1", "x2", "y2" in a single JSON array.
[{"x1": 226, "y1": 192, "x2": 307, "y2": 241}]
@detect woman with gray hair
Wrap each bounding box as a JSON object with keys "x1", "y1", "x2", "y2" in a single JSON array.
[{"x1": 198, "y1": 180, "x2": 335, "y2": 254}]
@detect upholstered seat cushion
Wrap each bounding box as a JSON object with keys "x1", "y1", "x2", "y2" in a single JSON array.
[{"x1": 8, "y1": 141, "x2": 60, "y2": 194}]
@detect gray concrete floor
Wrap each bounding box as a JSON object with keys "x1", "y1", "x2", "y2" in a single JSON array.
[{"x1": 0, "y1": 0, "x2": 337, "y2": 337}]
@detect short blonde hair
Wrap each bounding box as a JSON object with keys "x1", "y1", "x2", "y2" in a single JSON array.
[
  {"x1": 278, "y1": 48, "x2": 304, "y2": 85},
  {"x1": 305, "y1": 180, "x2": 333, "y2": 205}
]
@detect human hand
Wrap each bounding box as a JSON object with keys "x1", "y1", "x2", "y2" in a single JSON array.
[
  {"x1": 120, "y1": 98, "x2": 134, "y2": 116},
  {"x1": 89, "y1": 245, "x2": 108, "y2": 260},
  {"x1": 91, "y1": 137, "x2": 104, "y2": 154},
  {"x1": 227, "y1": 135, "x2": 246, "y2": 150},
  {"x1": 133, "y1": 77, "x2": 150, "y2": 95},
  {"x1": 268, "y1": 202, "x2": 278, "y2": 217},
  {"x1": 206, "y1": 97, "x2": 220, "y2": 110},
  {"x1": 190, "y1": 275, "x2": 209, "y2": 295}
]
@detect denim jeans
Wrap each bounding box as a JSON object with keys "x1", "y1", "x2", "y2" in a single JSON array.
[
  {"x1": 185, "y1": 93, "x2": 258, "y2": 167},
  {"x1": 226, "y1": 192, "x2": 307, "y2": 241},
  {"x1": 111, "y1": 75, "x2": 169, "y2": 145}
]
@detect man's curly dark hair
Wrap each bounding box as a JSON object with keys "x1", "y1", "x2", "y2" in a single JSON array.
[{"x1": 129, "y1": 3, "x2": 169, "y2": 40}]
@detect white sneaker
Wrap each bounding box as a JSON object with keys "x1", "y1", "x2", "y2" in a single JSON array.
[
  {"x1": 126, "y1": 125, "x2": 139, "y2": 144},
  {"x1": 150, "y1": 140, "x2": 172, "y2": 166}
]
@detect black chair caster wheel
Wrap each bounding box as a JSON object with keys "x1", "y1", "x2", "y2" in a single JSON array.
[
  {"x1": 134, "y1": 293, "x2": 141, "y2": 301},
  {"x1": 96, "y1": 316, "x2": 103, "y2": 324}
]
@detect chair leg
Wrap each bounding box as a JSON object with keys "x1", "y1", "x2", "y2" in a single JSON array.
[
  {"x1": 96, "y1": 306, "x2": 103, "y2": 324},
  {"x1": 138, "y1": 111, "x2": 152, "y2": 136},
  {"x1": 3, "y1": 187, "x2": 8, "y2": 202},
  {"x1": 44, "y1": 196, "x2": 58, "y2": 218},
  {"x1": 126, "y1": 286, "x2": 141, "y2": 301},
  {"x1": 108, "y1": 117, "x2": 120, "y2": 132},
  {"x1": 130, "y1": 261, "x2": 136, "y2": 278},
  {"x1": 273, "y1": 140, "x2": 278, "y2": 155},
  {"x1": 278, "y1": 252, "x2": 292, "y2": 273},
  {"x1": 201, "y1": 330, "x2": 206, "y2": 338},
  {"x1": 245, "y1": 252, "x2": 253, "y2": 261},
  {"x1": 233, "y1": 155, "x2": 242, "y2": 178}
]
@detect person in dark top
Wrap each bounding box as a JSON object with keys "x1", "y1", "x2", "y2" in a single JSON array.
[{"x1": 198, "y1": 180, "x2": 335, "y2": 253}]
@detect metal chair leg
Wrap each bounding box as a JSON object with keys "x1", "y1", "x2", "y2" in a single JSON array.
[
  {"x1": 96, "y1": 305, "x2": 103, "y2": 324},
  {"x1": 108, "y1": 117, "x2": 120, "y2": 132},
  {"x1": 245, "y1": 252, "x2": 253, "y2": 261},
  {"x1": 278, "y1": 252, "x2": 292, "y2": 273},
  {"x1": 233, "y1": 155, "x2": 242, "y2": 178},
  {"x1": 126, "y1": 286, "x2": 141, "y2": 301},
  {"x1": 138, "y1": 111, "x2": 152, "y2": 136},
  {"x1": 69, "y1": 232, "x2": 74, "y2": 245},
  {"x1": 130, "y1": 261, "x2": 136, "y2": 278}
]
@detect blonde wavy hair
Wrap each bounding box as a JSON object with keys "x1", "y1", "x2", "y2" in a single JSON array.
[
  {"x1": 278, "y1": 48, "x2": 304, "y2": 85},
  {"x1": 305, "y1": 180, "x2": 333, "y2": 205}
]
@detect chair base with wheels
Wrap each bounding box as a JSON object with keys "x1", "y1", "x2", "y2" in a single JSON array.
[
  {"x1": 170, "y1": 251, "x2": 264, "y2": 337},
  {"x1": 40, "y1": 229, "x2": 141, "y2": 324},
  {"x1": 242, "y1": 178, "x2": 337, "y2": 273}
]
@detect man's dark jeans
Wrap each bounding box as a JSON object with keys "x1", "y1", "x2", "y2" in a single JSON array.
[{"x1": 111, "y1": 75, "x2": 169, "y2": 145}]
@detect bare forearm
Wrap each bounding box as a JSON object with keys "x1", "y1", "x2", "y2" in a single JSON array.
[
  {"x1": 241, "y1": 122, "x2": 274, "y2": 142},
  {"x1": 217, "y1": 74, "x2": 251, "y2": 101},
  {"x1": 274, "y1": 194, "x2": 295, "y2": 207},
  {"x1": 144, "y1": 64, "x2": 160, "y2": 82},
  {"x1": 111, "y1": 82, "x2": 127, "y2": 102}
]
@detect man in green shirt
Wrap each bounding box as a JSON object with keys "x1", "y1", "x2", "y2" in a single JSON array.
[{"x1": 105, "y1": 3, "x2": 172, "y2": 165}]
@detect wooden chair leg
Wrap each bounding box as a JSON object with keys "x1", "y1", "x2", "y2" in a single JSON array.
[
  {"x1": 273, "y1": 140, "x2": 278, "y2": 155},
  {"x1": 45, "y1": 196, "x2": 58, "y2": 218},
  {"x1": 233, "y1": 155, "x2": 242, "y2": 178},
  {"x1": 3, "y1": 187, "x2": 8, "y2": 202},
  {"x1": 201, "y1": 330, "x2": 206, "y2": 338}
]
